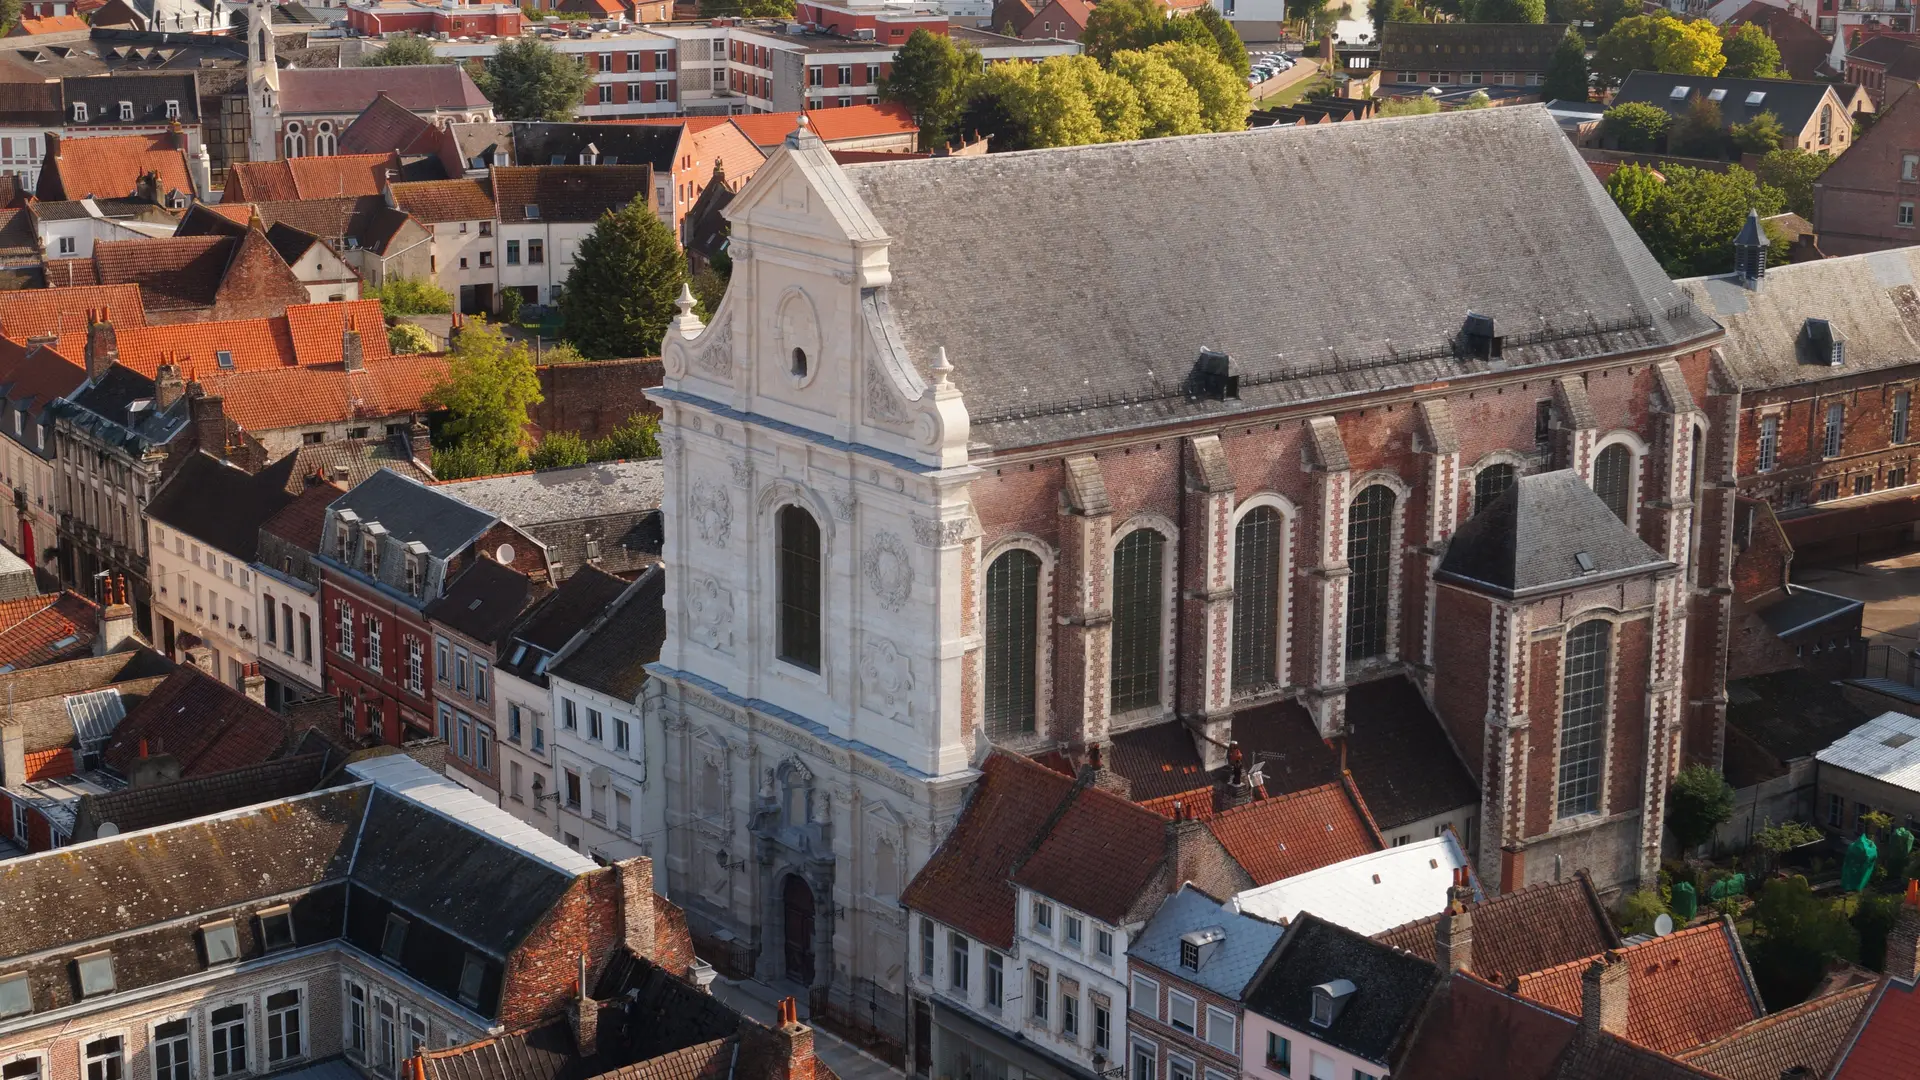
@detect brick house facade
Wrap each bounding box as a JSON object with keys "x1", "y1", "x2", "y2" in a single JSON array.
[{"x1": 1814, "y1": 86, "x2": 1920, "y2": 256}]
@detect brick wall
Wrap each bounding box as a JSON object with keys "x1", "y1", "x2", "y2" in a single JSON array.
[
  {"x1": 1432, "y1": 587, "x2": 1492, "y2": 777},
  {"x1": 1129, "y1": 960, "x2": 1243, "y2": 1080},
  {"x1": 531, "y1": 358, "x2": 664, "y2": 442},
  {"x1": 498, "y1": 866, "x2": 626, "y2": 1029},
  {"x1": 1524, "y1": 635, "x2": 1561, "y2": 839}
]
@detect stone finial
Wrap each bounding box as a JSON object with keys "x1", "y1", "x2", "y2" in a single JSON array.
[
  {"x1": 676, "y1": 282, "x2": 695, "y2": 318},
  {"x1": 931, "y1": 346, "x2": 953, "y2": 389}
]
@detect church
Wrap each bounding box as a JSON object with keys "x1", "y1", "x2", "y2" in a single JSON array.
[{"x1": 642, "y1": 108, "x2": 1735, "y2": 1039}]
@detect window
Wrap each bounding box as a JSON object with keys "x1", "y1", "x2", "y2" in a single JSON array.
[
  {"x1": 2, "y1": 1061, "x2": 37, "y2": 1080},
  {"x1": 1820, "y1": 479, "x2": 1839, "y2": 501},
  {"x1": 477, "y1": 726, "x2": 491, "y2": 770},
  {"x1": 1063, "y1": 991, "x2": 1080, "y2": 1039},
  {"x1": 267, "y1": 989, "x2": 303, "y2": 1063},
  {"x1": 1032, "y1": 968, "x2": 1050, "y2": 1022},
  {"x1": 348, "y1": 983, "x2": 368, "y2": 1058},
  {"x1": 301, "y1": 615, "x2": 313, "y2": 663},
  {"x1": 1907, "y1": 154, "x2": 1919, "y2": 181},
  {"x1": 259, "y1": 906, "x2": 294, "y2": 951},
  {"x1": 57, "y1": 236, "x2": 74, "y2": 255},
  {"x1": 455, "y1": 649, "x2": 468, "y2": 691},
  {"x1": 984, "y1": 549, "x2": 1040, "y2": 737},
  {"x1": 1232, "y1": 506, "x2": 1283, "y2": 693},
  {"x1": 1064, "y1": 915, "x2": 1084, "y2": 949},
  {"x1": 1557, "y1": 620, "x2": 1611, "y2": 819},
  {"x1": 1829, "y1": 792, "x2": 1845, "y2": 827},
  {"x1": 1168, "y1": 1056, "x2": 1193, "y2": 1080},
  {"x1": 1111, "y1": 528, "x2": 1165, "y2": 711},
  {"x1": 407, "y1": 638, "x2": 423, "y2": 695},
  {"x1": 1097, "y1": 929, "x2": 1114, "y2": 958},
  {"x1": 1826, "y1": 402, "x2": 1846, "y2": 458},
  {"x1": 1094, "y1": 998, "x2": 1110, "y2": 1050},
  {"x1": 1346, "y1": 485, "x2": 1397, "y2": 662},
  {"x1": 949, "y1": 932, "x2": 970, "y2": 992},
  {"x1": 588, "y1": 708, "x2": 604, "y2": 741},
  {"x1": 84, "y1": 1037, "x2": 123, "y2": 1080},
  {"x1": 1757, "y1": 415, "x2": 1779, "y2": 472},
  {"x1": 1821, "y1": 104, "x2": 1833, "y2": 143},
  {"x1": 377, "y1": 999, "x2": 397, "y2": 1071},
  {"x1": 776, "y1": 505, "x2": 823, "y2": 671},
  {"x1": 405, "y1": 1013, "x2": 427, "y2": 1061},
  {"x1": 1902, "y1": 202, "x2": 1914, "y2": 228},
  {"x1": 210, "y1": 1004, "x2": 247, "y2": 1076},
  {"x1": 474, "y1": 660, "x2": 488, "y2": 702},
  {"x1": 1168, "y1": 991, "x2": 1197, "y2": 1034},
  {"x1": 563, "y1": 698, "x2": 577, "y2": 730},
  {"x1": 458, "y1": 954, "x2": 485, "y2": 1007},
  {"x1": 202, "y1": 920, "x2": 240, "y2": 964},
  {"x1": 166, "y1": 99, "x2": 180, "y2": 119},
  {"x1": 565, "y1": 769, "x2": 582, "y2": 810},
  {"x1": 1132, "y1": 1041, "x2": 1157, "y2": 1080},
  {"x1": 1032, "y1": 899, "x2": 1053, "y2": 934},
  {"x1": 0, "y1": 973, "x2": 29, "y2": 1017},
  {"x1": 1895, "y1": 467, "x2": 1909, "y2": 488},
  {"x1": 598, "y1": 84, "x2": 613, "y2": 104},
  {"x1": 1205, "y1": 1007, "x2": 1235, "y2": 1051},
  {"x1": 381, "y1": 914, "x2": 408, "y2": 961},
  {"x1": 153, "y1": 1020, "x2": 190, "y2": 1080},
  {"x1": 1267, "y1": 1033, "x2": 1292, "y2": 1075},
  {"x1": 1858, "y1": 475, "x2": 1875, "y2": 496},
  {"x1": 615, "y1": 790, "x2": 632, "y2": 834},
  {"x1": 919, "y1": 918, "x2": 935, "y2": 977},
  {"x1": 986, "y1": 950, "x2": 1004, "y2": 1008},
  {"x1": 1593, "y1": 443, "x2": 1634, "y2": 524},
  {"x1": 1473, "y1": 463, "x2": 1516, "y2": 517},
  {"x1": 73, "y1": 102, "x2": 86, "y2": 122},
  {"x1": 506, "y1": 240, "x2": 520, "y2": 264},
  {"x1": 76, "y1": 951, "x2": 115, "y2": 996},
  {"x1": 336, "y1": 603, "x2": 354, "y2": 660},
  {"x1": 529, "y1": 239, "x2": 544, "y2": 264},
  {"x1": 1132, "y1": 973, "x2": 1159, "y2": 1020}
]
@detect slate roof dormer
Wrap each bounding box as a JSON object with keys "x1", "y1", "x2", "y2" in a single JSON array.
[{"x1": 1437, "y1": 470, "x2": 1670, "y2": 599}]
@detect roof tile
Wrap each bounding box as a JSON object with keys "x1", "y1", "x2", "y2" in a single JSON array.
[
  {"x1": 101, "y1": 667, "x2": 292, "y2": 778},
  {"x1": 1835, "y1": 976, "x2": 1920, "y2": 1080},
  {"x1": 1372, "y1": 874, "x2": 1620, "y2": 983},
  {"x1": 1205, "y1": 780, "x2": 1381, "y2": 886},
  {"x1": 41, "y1": 131, "x2": 194, "y2": 201},
  {"x1": 1680, "y1": 980, "x2": 1873, "y2": 1080},
  {"x1": 1012, "y1": 779, "x2": 1172, "y2": 925},
  {"x1": 1514, "y1": 921, "x2": 1763, "y2": 1056}
]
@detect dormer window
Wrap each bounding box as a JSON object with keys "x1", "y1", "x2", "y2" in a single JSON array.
[
  {"x1": 0, "y1": 973, "x2": 31, "y2": 1018},
  {"x1": 201, "y1": 920, "x2": 240, "y2": 965},
  {"x1": 75, "y1": 951, "x2": 115, "y2": 997},
  {"x1": 458, "y1": 953, "x2": 485, "y2": 1007},
  {"x1": 71, "y1": 102, "x2": 87, "y2": 123},
  {"x1": 362, "y1": 536, "x2": 377, "y2": 574},
  {"x1": 380, "y1": 914, "x2": 408, "y2": 961},
  {"x1": 1309, "y1": 979, "x2": 1356, "y2": 1028},
  {"x1": 117, "y1": 101, "x2": 132, "y2": 121},
  {"x1": 405, "y1": 555, "x2": 420, "y2": 595},
  {"x1": 1180, "y1": 940, "x2": 1200, "y2": 968},
  {"x1": 165, "y1": 100, "x2": 179, "y2": 118}
]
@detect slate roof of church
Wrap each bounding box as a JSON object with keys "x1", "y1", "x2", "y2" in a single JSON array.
[
  {"x1": 1438, "y1": 470, "x2": 1668, "y2": 596},
  {"x1": 838, "y1": 106, "x2": 1715, "y2": 449}
]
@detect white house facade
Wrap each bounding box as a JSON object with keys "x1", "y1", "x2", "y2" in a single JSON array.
[{"x1": 148, "y1": 516, "x2": 261, "y2": 688}]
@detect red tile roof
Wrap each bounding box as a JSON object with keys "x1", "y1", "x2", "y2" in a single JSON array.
[
  {"x1": 1012, "y1": 775, "x2": 1171, "y2": 925},
  {"x1": 1372, "y1": 874, "x2": 1620, "y2": 984},
  {"x1": 101, "y1": 667, "x2": 291, "y2": 779},
  {"x1": 227, "y1": 153, "x2": 400, "y2": 203},
  {"x1": 1835, "y1": 975, "x2": 1920, "y2": 1080},
  {"x1": 1204, "y1": 779, "x2": 1382, "y2": 886},
  {"x1": 389, "y1": 178, "x2": 496, "y2": 223},
  {"x1": 111, "y1": 298, "x2": 390, "y2": 378},
  {"x1": 338, "y1": 92, "x2": 442, "y2": 157},
  {"x1": 10, "y1": 15, "x2": 90, "y2": 35},
  {"x1": 1681, "y1": 980, "x2": 1873, "y2": 1080},
  {"x1": 42, "y1": 132, "x2": 194, "y2": 201},
  {"x1": 202, "y1": 353, "x2": 448, "y2": 431},
  {"x1": 1515, "y1": 922, "x2": 1763, "y2": 1056},
  {"x1": 261, "y1": 480, "x2": 345, "y2": 551},
  {"x1": 0, "y1": 336, "x2": 85, "y2": 425},
  {"x1": 0, "y1": 592, "x2": 99, "y2": 671},
  {"x1": 899, "y1": 751, "x2": 1077, "y2": 949},
  {"x1": 720, "y1": 104, "x2": 918, "y2": 148},
  {"x1": 0, "y1": 284, "x2": 146, "y2": 340}
]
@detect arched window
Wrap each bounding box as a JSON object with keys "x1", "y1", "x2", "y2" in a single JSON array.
[
  {"x1": 314, "y1": 120, "x2": 336, "y2": 157},
  {"x1": 1472, "y1": 464, "x2": 1516, "y2": 518},
  {"x1": 1110, "y1": 528, "x2": 1165, "y2": 713},
  {"x1": 984, "y1": 548, "x2": 1040, "y2": 739},
  {"x1": 1232, "y1": 507, "x2": 1283, "y2": 694},
  {"x1": 776, "y1": 505, "x2": 822, "y2": 672},
  {"x1": 1556, "y1": 620, "x2": 1611, "y2": 819},
  {"x1": 1593, "y1": 444, "x2": 1634, "y2": 524},
  {"x1": 1345, "y1": 485, "x2": 1397, "y2": 663},
  {"x1": 283, "y1": 122, "x2": 303, "y2": 159}
]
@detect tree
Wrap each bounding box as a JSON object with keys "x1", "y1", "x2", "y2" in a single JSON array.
[
  {"x1": 1550, "y1": 0, "x2": 1636, "y2": 33},
  {"x1": 1730, "y1": 110, "x2": 1787, "y2": 156},
  {"x1": 1467, "y1": 0, "x2": 1545, "y2": 22},
  {"x1": 538, "y1": 341, "x2": 590, "y2": 366},
  {"x1": 592, "y1": 413, "x2": 662, "y2": 460},
  {"x1": 430, "y1": 320, "x2": 543, "y2": 466},
  {"x1": 1667, "y1": 765, "x2": 1736, "y2": 851},
  {"x1": 559, "y1": 195, "x2": 688, "y2": 360},
  {"x1": 1601, "y1": 101, "x2": 1670, "y2": 151},
  {"x1": 387, "y1": 323, "x2": 435, "y2": 355},
  {"x1": 1109, "y1": 50, "x2": 1206, "y2": 139},
  {"x1": 364, "y1": 34, "x2": 443, "y2": 67},
  {"x1": 1668, "y1": 96, "x2": 1727, "y2": 158},
  {"x1": 698, "y1": 0, "x2": 794, "y2": 15},
  {"x1": 366, "y1": 277, "x2": 453, "y2": 317},
  {"x1": 1190, "y1": 5, "x2": 1252, "y2": 77},
  {"x1": 1594, "y1": 14, "x2": 1726, "y2": 85},
  {"x1": 1605, "y1": 162, "x2": 1665, "y2": 219},
  {"x1": 1744, "y1": 876, "x2": 1859, "y2": 1009},
  {"x1": 1608, "y1": 162, "x2": 1786, "y2": 275},
  {"x1": 1082, "y1": 0, "x2": 1167, "y2": 62},
  {"x1": 1721, "y1": 22, "x2": 1782, "y2": 79},
  {"x1": 1379, "y1": 94, "x2": 1442, "y2": 116},
  {"x1": 1053, "y1": 54, "x2": 1143, "y2": 144},
  {"x1": 0, "y1": 0, "x2": 18, "y2": 35},
  {"x1": 880, "y1": 30, "x2": 983, "y2": 151},
  {"x1": 529, "y1": 430, "x2": 593, "y2": 470},
  {"x1": 1150, "y1": 41, "x2": 1250, "y2": 132},
  {"x1": 475, "y1": 37, "x2": 595, "y2": 122},
  {"x1": 429, "y1": 442, "x2": 526, "y2": 481},
  {"x1": 1542, "y1": 27, "x2": 1591, "y2": 102}
]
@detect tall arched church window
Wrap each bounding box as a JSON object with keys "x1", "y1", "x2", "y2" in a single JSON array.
[
  {"x1": 1345, "y1": 485, "x2": 1397, "y2": 663},
  {"x1": 776, "y1": 505, "x2": 822, "y2": 672},
  {"x1": 1557, "y1": 620, "x2": 1611, "y2": 819},
  {"x1": 984, "y1": 549, "x2": 1040, "y2": 739},
  {"x1": 1472, "y1": 464, "x2": 1516, "y2": 518},
  {"x1": 1593, "y1": 444, "x2": 1633, "y2": 524},
  {"x1": 1231, "y1": 507, "x2": 1283, "y2": 693},
  {"x1": 1110, "y1": 529, "x2": 1165, "y2": 713}
]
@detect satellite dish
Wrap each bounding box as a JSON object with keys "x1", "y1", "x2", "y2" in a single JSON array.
[
  {"x1": 1653, "y1": 913, "x2": 1675, "y2": 937},
  {"x1": 588, "y1": 764, "x2": 612, "y2": 789},
  {"x1": 97, "y1": 822, "x2": 119, "y2": 837},
  {"x1": 496, "y1": 543, "x2": 515, "y2": 563}
]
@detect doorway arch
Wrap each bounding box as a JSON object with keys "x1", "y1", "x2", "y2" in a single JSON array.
[{"x1": 782, "y1": 874, "x2": 816, "y2": 985}]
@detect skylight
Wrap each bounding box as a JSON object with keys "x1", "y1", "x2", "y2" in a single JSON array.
[
  {"x1": 215, "y1": 350, "x2": 233, "y2": 369},
  {"x1": 1670, "y1": 85, "x2": 1690, "y2": 100},
  {"x1": 1746, "y1": 91, "x2": 1767, "y2": 106},
  {"x1": 1708, "y1": 88, "x2": 1726, "y2": 101}
]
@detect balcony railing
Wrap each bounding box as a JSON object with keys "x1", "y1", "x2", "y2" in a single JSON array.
[{"x1": 1841, "y1": 0, "x2": 1910, "y2": 12}]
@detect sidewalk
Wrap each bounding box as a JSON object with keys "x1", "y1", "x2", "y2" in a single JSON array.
[{"x1": 712, "y1": 977, "x2": 904, "y2": 1080}]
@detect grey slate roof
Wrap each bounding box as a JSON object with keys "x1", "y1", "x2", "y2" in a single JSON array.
[
  {"x1": 424, "y1": 557, "x2": 544, "y2": 646},
  {"x1": 330, "y1": 468, "x2": 497, "y2": 561},
  {"x1": 1757, "y1": 585, "x2": 1862, "y2": 638},
  {"x1": 838, "y1": 106, "x2": 1714, "y2": 450},
  {"x1": 68, "y1": 752, "x2": 332, "y2": 841},
  {"x1": 551, "y1": 567, "x2": 663, "y2": 704},
  {"x1": 1378, "y1": 21, "x2": 1567, "y2": 75},
  {"x1": 59, "y1": 71, "x2": 200, "y2": 127},
  {"x1": 497, "y1": 564, "x2": 631, "y2": 685},
  {"x1": 1613, "y1": 70, "x2": 1843, "y2": 135},
  {"x1": 146, "y1": 451, "x2": 297, "y2": 561},
  {"x1": 1679, "y1": 246, "x2": 1920, "y2": 391},
  {"x1": 1243, "y1": 912, "x2": 1441, "y2": 1067},
  {"x1": 1129, "y1": 883, "x2": 1285, "y2": 1001},
  {"x1": 1438, "y1": 470, "x2": 1668, "y2": 597},
  {"x1": 439, "y1": 460, "x2": 664, "y2": 525},
  {"x1": 509, "y1": 122, "x2": 679, "y2": 172}
]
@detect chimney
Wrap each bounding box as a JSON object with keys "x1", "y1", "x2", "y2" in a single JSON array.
[
  {"x1": 1578, "y1": 951, "x2": 1630, "y2": 1037},
  {"x1": 1435, "y1": 867, "x2": 1475, "y2": 974},
  {"x1": 342, "y1": 315, "x2": 364, "y2": 372},
  {"x1": 0, "y1": 725, "x2": 24, "y2": 789},
  {"x1": 167, "y1": 117, "x2": 187, "y2": 152},
  {"x1": 1500, "y1": 845, "x2": 1525, "y2": 895},
  {"x1": 97, "y1": 574, "x2": 136, "y2": 654},
  {"x1": 568, "y1": 953, "x2": 599, "y2": 1057},
  {"x1": 183, "y1": 644, "x2": 214, "y2": 675},
  {"x1": 188, "y1": 387, "x2": 227, "y2": 459},
  {"x1": 1078, "y1": 742, "x2": 1130, "y2": 799},
  {"x1": 772, "y1": 998, "x2": 815, "y2": 1080},
  {"x1": 154, "y1": 356, "x2": 185, "y2": 410},
  {"x1": 1887, "y1": 880, "x2": 1920, "y2": 981},
  {"x1": 128, "y1": 746, "x2": 183, "y2": 788},
  {"x1": 240, "y1": 662, "x2": 266, "y2": 705},
  {"x1": 331, "y1": 465, "x2": 351, "y2": 483},
  {"x1": 409, "y1": 420, "x2": 433, "y2": 469},
  {"x1": 84, "y1": 307, "x2": 118, "y2": 382},
  {"x1": 616, "y1": 856, "x2": 658, "y2": 960},
  {"x1": 1734, "y1": 208, "x2": 1768, "y2": 289},
  {"x1": 135, "y1": 168, "x2": 158, "y2": 205}
]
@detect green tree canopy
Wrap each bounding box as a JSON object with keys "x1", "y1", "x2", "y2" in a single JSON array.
[
  {"x1": 559, "y1": 194, "x2": 689, "y2": 360},
  {"x1": 697, "y1": 0, "x2": 795, "y2": 15},
  {"x1": 528, "y1": 430, "x2": 592, "y2": 471},
  {"x1": 1108, "y1": 50, "x2": 1206, "y2": 139},
  {"x1": 1379, "y1": 94, "x2": 1442, "y2": 116},
  {"x1": 1149, "y1": 41, "x2": 1250, "y2": 132},
  {"x1": 1548, "y1": 0, "x2": 1636, "y2": 33},
  {"x1": 1667, "y1": 765, "x2": 1736, "y2": 851},
  {"x1": 879, "y1": 30, "x2": 983, "y2": 150},
  {"x1": 364, "y1": 34, "x2": 444, "y2": 67},
  {"x1": 1600, "y1": 101, "x2": 1670, "y2": 151},
  {"x1": 1542, "y1": 27, "x2": 1591, "y2": 102},
  {"x1": 1744, "y1": 876, "x2": 1859, "y2": 1009},
  {"x1": 1190, "y1": 5, "x2": 1252, "y2": 76},
  {"x1": 1730, "y1": 110, "x2": 1786, "y2": 156},
  {"x1": 1594, "y1": 14, "x2": 1726, "y2": 85},
  {"x1": 1721, "y1": 22, "x2": 1782, "y2": 79},
  {"x1": 431, "y1": 320, "x2": 543, "y2": 465},
  {"x1": 1082, "y1": 0, "x2": 1169, "y2": 62},
  {"x1": 0, "y1": 0, "x2": 21, "y2": 36},
  {"x1": 366, "y1": 277, "x2": 453, "y2": 317},
  {"x1": 1467, "y1": 0, "x2": 1545, "y2": 22},
  {"x1": 1607, "y1": 162, "x2": 1786, "y2": 276},
  {"x1": 1668, "y1": 96, "x2": 1728, "y2": 158},
  {"x1": 1752, "y1": 145, "x2": 1830, "y2": 217},
  {"x1": 475, "y1": 37, "x2": 595, "y2": 121},
  {"x1": 387, "y1": 323, "x2": 435, "y2": 355}
]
